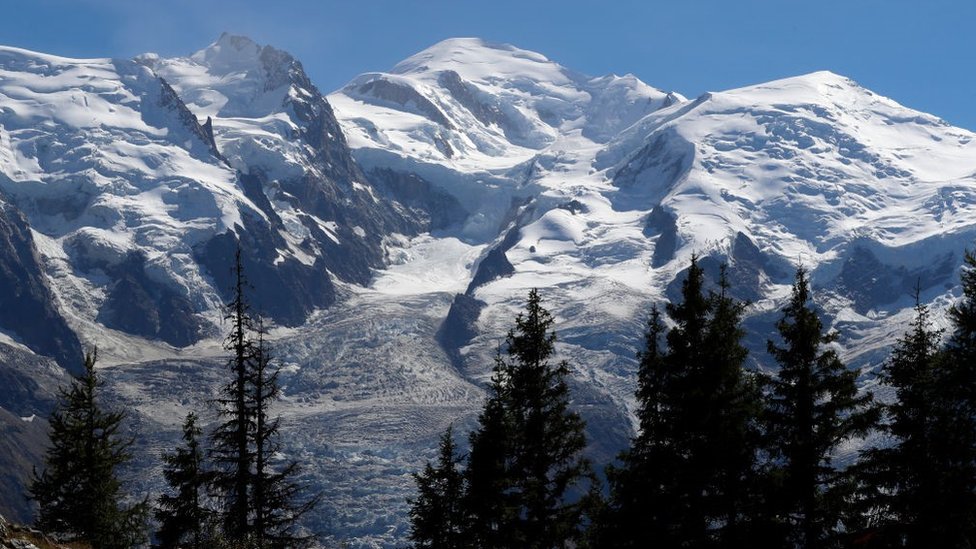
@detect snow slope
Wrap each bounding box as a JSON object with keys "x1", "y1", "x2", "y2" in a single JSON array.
[
  {"x1": 0, "y1": 45, "x2": 253, "y2": 343},
  {"x1": 325, "y1": 44, "x2": 976, "y2": 545},
  {"x1": 330, "y1": 37, "x2": 684, "y2": 241}
]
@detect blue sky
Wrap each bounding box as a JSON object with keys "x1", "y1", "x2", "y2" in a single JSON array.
[{"x1": 4, "y1": 0, "x2": 975, "y2": 129}]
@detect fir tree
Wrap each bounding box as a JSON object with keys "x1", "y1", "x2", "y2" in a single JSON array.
[
  {"x1": 463, "y1": 288, "x2": 592, "y2": 549},
  {"x1": 156, "y1": 412, "x2": 216, "y2": 549},
  {"x1": 29, "y1": 349, "x2": 148, "y2": 549},
  {"x1": 463, "y1": 388, "x2": 516, "y2": 549},
  {"x1": 595, "y1": 306, "x2": 676, "y2": 549},
  {"x1": 502, "y1": 289, "x2": 592, "y2": 548},
  {"x1": 764, "y1": 267, "x2": 878, "y2": 549},
  {"x1": 210, "y1": 249, "x2": 318, "y2": 547},
  {"x1": 250, "y1": 328, "x2": 318, "y2": 549},
  {"x1": 926, "y1": 250, "x2": 976, "y2": 547},
  {"x1": 408, "y1": 426, "x2": 466, "y2": 549},
  {"x1": 854, "y1": 290, "x2": 944, "y2": 547},
  {"x1": 657, "y1": 256, "x2": 716, "y2": 546},
  {"x1": 599, "y1": 259, "x2": 763, "y2": 548},
  {"x1": 210, "y1": 247, "x2": 256, "y2": 542},
  {"x1": 701, "y1": 268, "x2": 765, "y2": 546}
]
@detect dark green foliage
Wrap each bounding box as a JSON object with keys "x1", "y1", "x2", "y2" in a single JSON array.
[
  {"x1": 854, "y1": 291, "x2": 946, "y2": 547},
  {"x1": 210, "y1": 247, "x2": 257, "y2": 541},
  {"x1": 924, "y1": 250, "x2": 976, "y2": 547},
  {"x1": 502, "y1": 289, "x2": 592, "y2": 548},
  {"x1": 656, "y1": 256, "x2": 716, "y2": 546},
  {"x1": 462, "y1": 288, "x2": 593, "y2": 549},
  {"x1": 701, "y1": 268, "x2": 766, "y2": 546},
  {"x1": 593, "y1": 306, "x2": 673, "y2": 549},
  {"x1": 409, "y1": 427, "x2": 466, "y2": 549},
  {"x1": 763, "y1": 267, "x2": 878, "y2": 548},
  {"x1": 463, "y1": 390, "x2": 516, "y2": 548},
  {"x1": 156, "y1": 412, "x2": 216, "y2": 549},
  {"x1": 250, "y1": 330, "x2": 318, "y2": 549},
  {"x1": 208, "y1": 249, "x2": 317, "y2": 547},
  {"x1": 597, "y1": 259, "x2": 764, "y2": 548},
  {"x1": 29, "y1": 350, "x2": 148, "y2": 548}
]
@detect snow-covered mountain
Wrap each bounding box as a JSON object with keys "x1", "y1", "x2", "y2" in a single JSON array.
[{"x1": 1, "y1": 34, "x2": 975, "y2": 547}]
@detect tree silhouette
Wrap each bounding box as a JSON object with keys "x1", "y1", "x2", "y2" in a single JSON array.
[{"x1": 30, "y1": 349, "x2": 148, "y2": 548}]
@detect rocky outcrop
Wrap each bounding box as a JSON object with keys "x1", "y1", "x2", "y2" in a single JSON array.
[
  {"x1": 644, "y1": 206, "x2": 678, "y2": 268},
  {"x1": 355, "y1": 77, "x2": 453, "y2": 129},
  {"x1": 368, "y1": 168, "x2": 468, "y2": 231},
  {"x1": 0, "y1": 200, "x2": 81, "y2": 373},
  {"x1": 612, "y1": 129, "x2": 694, "y2": 191},
  {"x1": 96, "y1": 253, "x2": 203, "y2": 346},
  {"x1": 0, "y1": 510, "x2": 83, "y2": 548},
  {"x1": 437, "y1": 293, "x2": 486, "y2": 364},
  {"x1": 155, "y1": 77, "x2": 224, "y2": 161},
  {"x1": 0, "y1": 407, "x2": 49, "y2": 527},
  {"x1": 194, "y1": 215, "x2": 337, "y2": 327},
  {"x1": 835, "y1": 245, "x2": 955, "y2": 313}
]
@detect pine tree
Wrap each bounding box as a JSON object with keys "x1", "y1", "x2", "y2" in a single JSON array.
[
  {"x1": 599, "y1": 259, "x2": 763, "y2": 548},
  {"x1": 29, "y1": 349, "x2": 148, "y2": 548},
  {"x1": 595, "y1": 306, "x2": 677, "y2": 549},
  {"x1": 764, "y1": 267, "x2": 878, "y2": 548},
  {"x1": 701, "y1": 268, "x2": 765, "y2": 546},
  {"x1": 462, "y1": 288, "x2": 592, "y2": 549},
  {"x1": 926, "y1": 250, "x2": 976, "y2": 547},
  {"x1": 210, "y1": 247, "x2": 256, "y2": 543},
  {"x1": 504, "y1": 289, "x2": 592, "y2": 548},
  {"x1": 854, "y1": 290, "x2": 944, "y2": 547},
  {"x1": 156, "y1": 412, "x2": 216, "y2": 549},
  {"x1": 463, "y1": 388, "x2": 516, "y2": 549},
  {"x1": 249, "y1": 328, "x2": 318, "y2": 549},
  {"x1": 658, "y1": 256, "x2": 716, "y2": 546},
  {"x1": 408, "y1": 426, "x2": 466, "y2": 549}
]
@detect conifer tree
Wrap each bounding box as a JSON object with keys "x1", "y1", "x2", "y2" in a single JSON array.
[
  {"x1": 656, "y1": 256, "x2": 716, "y2": 546},
  {"x1": 408, "y1": 426, "x2": 466, "y2": 549},
  {"x1": 764, "y1": 267, "x2": 878, "y2": 549},
  {"x1": 854, "y1": 291, "x2": 944, "y2": 547},
  {"x1": 926, "y1": 250, "x2": 976, "y2": 547},
  {"x1": 209, "y1": 249, "x2": 318, "y2": 547},
  {"x1": 503, "y1": 289, "x2": 592, "y2": 548},
  {"x1": 462, "y1": 288, "x2": 592, "y2": 549},
  {"x1": 599, "y1": 259, "x2": 763, "y2": 548},
  {"x1": 595, "y1": 306, "x2": 676, "y2": 549},
  {"x1": 210, "y1": 247, "x2": 256, "y2": 542},
  {"x1": 29, "y1": 349, "x2": 148, "y2": 548},
  {"x1": 463, "y1": 389, "x2": 515, "y2": 549},
  {"x1": 156, "y1": 412, "x2": 216, "y2": 549},
  {"x1": 249, "y1": 328, "x2": 318, "y2": 549},
  {"x1": 701, "y1": 268, "x2": 765, "y2": 545}
]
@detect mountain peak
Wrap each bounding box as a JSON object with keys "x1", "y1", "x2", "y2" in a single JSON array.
[
  {"x1": 190, "y1": 33, "x2": 265, "y2": 75},
  {"x1": 215, "y1": 32, "x2": 260, "y2": 50},
  {"x1": 390, "y1": 37, "x2": 565, "y2": 82},
  {"x1": 722, "y1": 69, "x2": 863, "y2": 99}
]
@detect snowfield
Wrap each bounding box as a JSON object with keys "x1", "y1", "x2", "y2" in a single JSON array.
[{"x1": 1, "y1": 34, "x2": 975, "y2": 547}]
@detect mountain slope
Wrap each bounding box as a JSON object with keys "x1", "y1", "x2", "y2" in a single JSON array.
[
  {"x1": 325, "y1": 48, "x2": 976, "y2": 545},
  {"x1": 601, "y1": 70, "x2": 976, "y2": 313},
  {"x1": 330, "y1": 37, "x2": 684, "y2": 241},
  {"x1": 0, "y1": 45, "x2": 250, "y2": 348},
  {"x1": 0, "y1": 38, "x2": 443, "y2": 532}
]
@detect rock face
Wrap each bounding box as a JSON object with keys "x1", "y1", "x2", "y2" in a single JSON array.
[
  {"x1": 0, "y1": 200, "x2": 80, "y2": 373},
  {"x1": 147, "y1": 34, "x2": 439, "y2": 316},
  {"x1": 0, "y1": 35, "x2": 448, "y2": 356}
]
